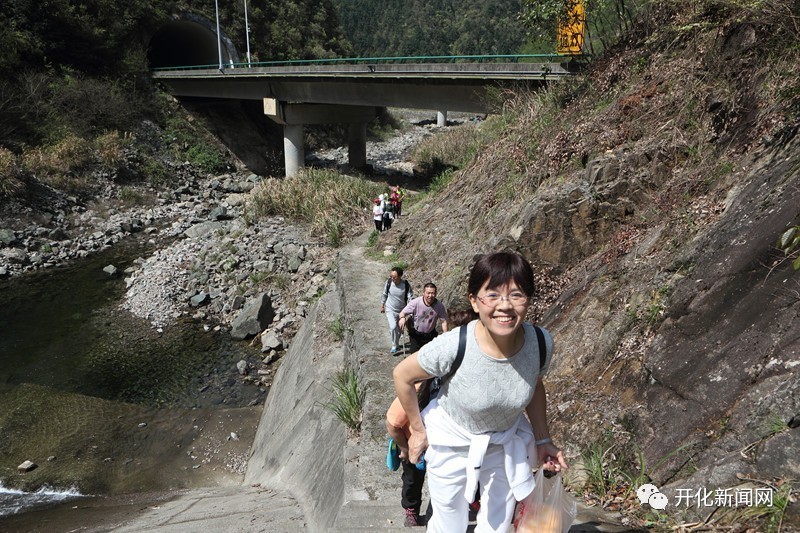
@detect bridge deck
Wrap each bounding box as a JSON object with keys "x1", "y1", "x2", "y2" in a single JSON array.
[{"x1": 152, "y1": 62, "x2": 580, "y2": 113}]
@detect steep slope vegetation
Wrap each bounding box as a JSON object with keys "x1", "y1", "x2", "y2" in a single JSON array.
[{"x1": 387, "y1": 1, "x2": 799, "y2": 527}]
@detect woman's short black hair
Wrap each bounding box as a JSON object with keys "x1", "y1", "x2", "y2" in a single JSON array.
[
  {"x1": 467, "y1": 251, "x2": 535, "y2": 297},
  {"x1": 392, "y1": 266, "x2": 404, "y2": 277}
]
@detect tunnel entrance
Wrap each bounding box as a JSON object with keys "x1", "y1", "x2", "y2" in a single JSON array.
[{"x1": 148, "y1": 13, "x2": 239, "y2": 69}]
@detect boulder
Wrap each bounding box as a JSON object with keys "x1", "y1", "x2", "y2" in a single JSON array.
[
  {"x1": 0, "y1": 229, "x2": 15, "y2": 246},
  {"x1": 17, "y1": 460, "x2": 37, "y2": 473},
  {"x1": 230, "y1": 293, "x2": 275, "y2": 340},
  {"x1": 208, "y1": 206, "x2": 227, "y2": 221},
  {"x1": 190, "y1": 292, "x2": 210, "y2": 307},
  {"x1": 261, "y1": 331, "x2": 283, "y2": 351},
  {"x1": 2, "y1": 248, "x2": 28, "y2": 264},
  {"x1": 184, "y1": 221, "x2": 224, "y2": 239}
]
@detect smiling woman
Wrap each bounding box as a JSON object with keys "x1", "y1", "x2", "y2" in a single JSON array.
[{"x1": 392, "y1": 251, "x2": 568, "y2": 532}]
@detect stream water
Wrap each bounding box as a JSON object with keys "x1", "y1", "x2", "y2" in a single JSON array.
[{"x1": 0, "y1": 238, "x2": 265, "y2": 519}]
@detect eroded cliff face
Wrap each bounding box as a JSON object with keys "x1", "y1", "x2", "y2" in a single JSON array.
[
  {"x1": 546, "y1": 128, "x2": 800, "y2": 480},
  {"x1": 388, "y1": 14, "x2": 799, "y2": 523}
]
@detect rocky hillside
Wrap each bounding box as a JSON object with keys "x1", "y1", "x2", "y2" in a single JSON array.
[{"x1": 382, "y1": 3, "x2": 799, "y2": 528}]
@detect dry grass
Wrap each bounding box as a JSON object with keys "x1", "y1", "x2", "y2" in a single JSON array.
[
  {"x1": 94, "y1": 131, "x2": 125, "y2": 170},
  {"x1": 245, "y1": 167, "x2": 384, "y2": 246},
  {"x1": 409, "y1": 122, "x2": 489, "y2": 176},
  {"x1": 0, "y1": 147, "x2": 25, "y2": 198},
  {"x1": 21, "y1": 133, "x2": 93, "y2": 192}
]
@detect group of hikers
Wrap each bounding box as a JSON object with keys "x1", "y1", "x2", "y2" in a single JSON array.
[
  {"x1": 378, "y1": 251, "x2": 569, "y2": 530},
  {"x1": 372, "y1": 185, "x2": 405, "y2": 232}
]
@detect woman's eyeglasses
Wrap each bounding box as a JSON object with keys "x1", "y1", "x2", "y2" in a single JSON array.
[{"x1": 476, "y1": 292, "x2": 529, "y2": 307}]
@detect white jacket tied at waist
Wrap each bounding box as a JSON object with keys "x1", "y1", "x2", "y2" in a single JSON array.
[{"x1": 422, "y1": 398, "x2": 537, "y2": 502}]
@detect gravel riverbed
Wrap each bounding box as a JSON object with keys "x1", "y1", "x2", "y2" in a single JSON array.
[{"x1": 0, "y1": 110, "x2": 467, "y2": 338}]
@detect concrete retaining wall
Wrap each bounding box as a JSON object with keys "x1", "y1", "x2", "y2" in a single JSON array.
[{"x1": 244, "y1": 290, "x2": 346, "y2": 532}]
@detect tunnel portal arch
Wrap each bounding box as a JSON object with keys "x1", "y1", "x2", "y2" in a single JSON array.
[{"x1": 148, "y1": 13, "x2": 240, "y2": 69}]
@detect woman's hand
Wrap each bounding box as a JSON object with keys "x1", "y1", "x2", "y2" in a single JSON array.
[
  {"x1": 397, "y1": 445, "x2": 409, "y2": 461},
  {"x1": 537, "y1": 441, "x2": 568, "y2": 472},
  {"x1": 407, "y1": 429, "x2": 428, "y2": 465}
]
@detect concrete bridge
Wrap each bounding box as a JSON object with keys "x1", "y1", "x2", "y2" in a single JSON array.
[{"x1": 150, "y1": 15, "x2": 581, "y2": 176}]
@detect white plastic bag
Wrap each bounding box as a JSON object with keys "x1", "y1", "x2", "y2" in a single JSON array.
[{"x1": 513, "y1": 469, "x2": 577, "y2": 533}]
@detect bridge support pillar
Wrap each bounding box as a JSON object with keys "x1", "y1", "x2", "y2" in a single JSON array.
[
  {"x1": 348, "y1": 123, "x2": 367, "y2": 169},
  {"x1": 437, "y1": 110, "x2": 448, "y2": 127},
  {"x1": 264, "y1": 98, "x2": 379, "y2": 176},
  {"x1": 283, "y1": 124, "x2": 304, "y2": 177}
]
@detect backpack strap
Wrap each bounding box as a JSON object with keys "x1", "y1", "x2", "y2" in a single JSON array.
[
  {"x1": 430, "y1": 324, "x2": 468, "y2": 398},
  {"x1": 451, "y1": 324, "x2": 468, "y2": 376},
  {"x1": 533, "y1": 325, "x2": 547, "y2": 372},
  {"x1": 384, "y1": 279, "x2": 411, "y2": 302}
]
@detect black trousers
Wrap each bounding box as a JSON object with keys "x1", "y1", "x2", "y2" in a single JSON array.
[
  {"x1": 400, "y1": 460, "x2": 426, "y2": 512},
  {"x1": 408, "y1": 327, "x2": 438, "y2": 354}
]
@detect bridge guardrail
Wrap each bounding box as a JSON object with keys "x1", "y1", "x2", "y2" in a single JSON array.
[{"x1": 151, "y1": 53, "x2": 587, "y2": 72}]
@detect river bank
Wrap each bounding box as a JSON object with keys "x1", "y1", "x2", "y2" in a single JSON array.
[{"x1": 0, "y1": 109, "x2": 456, "y2": 519}]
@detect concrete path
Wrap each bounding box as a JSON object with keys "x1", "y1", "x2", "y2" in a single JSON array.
[{"x1": 331, "y1": 231, "x2": 414, "y2": 529}]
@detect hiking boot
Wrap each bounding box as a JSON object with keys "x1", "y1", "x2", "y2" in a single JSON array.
[
  {"x1": 403, "y1": 507, "x2": 420, "y2": 527},
  {"x1": 391, "y1": 346, "x2": 398, "y2": 354}
]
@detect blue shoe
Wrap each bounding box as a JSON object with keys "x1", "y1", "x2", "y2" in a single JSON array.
[
  {"x1": 391, "y1": 346, "x2": 398, "y2": 354},
  {"x1": 387, "y1": 438, "x2": 401, "y2": 471}
]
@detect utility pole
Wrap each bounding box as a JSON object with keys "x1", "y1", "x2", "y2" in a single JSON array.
[
  {"x1": 215, "y1": 0, "x2": 223, "y2": 69},
  {"x1": 244, "y1": 0, "x2": 251, "y2": 67}
]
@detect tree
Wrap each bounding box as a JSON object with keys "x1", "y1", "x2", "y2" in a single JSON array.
[
  {"x1": 521, "y1": 0, "x2": 644, "y2": 55},
  {"x1": 330, "y1": 0, "x2": 527, "y2": 58}
]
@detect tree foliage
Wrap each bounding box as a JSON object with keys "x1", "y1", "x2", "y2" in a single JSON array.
[
  {"x1": 0, "y1": 0, "x2": 168, "y2": 75},
  {"x1": 521, "y1": 0, "x2": 646, "y2": 55},
  {"x1": 0, "y1": 0, "x2": 353, "y2": 149},
  {"x1": 197, "y1": 0, "x2": 352, "y2": 61},
  {"x1": 779, "y1": 226, "x2": 800, "y2": 271},
  {"x1": 331, "y1": 0, "x2": 528, "y2": 57}
]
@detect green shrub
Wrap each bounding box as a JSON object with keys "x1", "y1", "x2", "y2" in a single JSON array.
[
  {"x1": 186, "y1": 144, "x2": 227, "y2": 174},
  {"x1": 407, "y1": 168, "x2": 456, "y2": 211},
  {"x1": 366, "y1": 229, "x2": 379, "y2": 248},
  {"x1": 321, "y1": 368, "x2": 365, "y2": 431},
  {"x1": 328, "y1": 314, "x2": 346, "y2": 341},
  {"x1": 324, "y1": 217, "x2": 344, "y2": 247},
  {"x1": 163, "y1": 113, "x2": 230, "y2": 174}
]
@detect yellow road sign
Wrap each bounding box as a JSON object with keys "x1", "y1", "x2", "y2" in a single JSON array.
[{"x1": 557, "y1": 0, "x2": 585, "y2": 55}]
